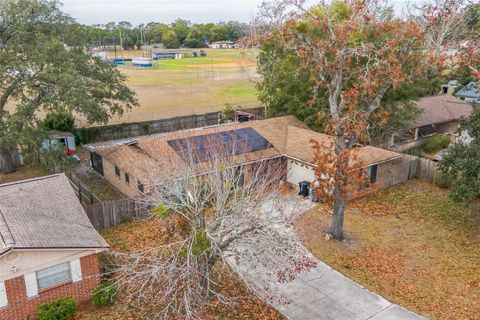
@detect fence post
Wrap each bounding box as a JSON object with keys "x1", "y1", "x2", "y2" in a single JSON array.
[{"x1": 78, "y1": 183, "x2": 83, "y2": 205}]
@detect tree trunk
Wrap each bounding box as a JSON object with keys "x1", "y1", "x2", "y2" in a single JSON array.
[
  {"x1": 330, "y1": 184, "x2": 347, "y2": 241},
  {"x1": 199, "y1": 255, "x2": 212, "y2": 293},
  {"x1": 330, "y1": 133, "x2": 348, "y2": 241},
  {"x1": 0, "y1": 149, "x2": 16, "y2": 174}
]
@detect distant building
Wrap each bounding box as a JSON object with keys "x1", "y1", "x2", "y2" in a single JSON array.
[
  {"x1": 455, "y1": 81, "x2": 480, "y2": 104},
  {"x1": 391, "y1": 95, "x2": 473, "y2": 149},
  {"x1": 210, "y1": 41, "x2": 237, "y2": 49},
  {"x1": 0, "y1": 174, "x2": 109, "y2": 319},
  {"x1": 411, "y1": 95, "x2": 473, "y2": 140},
  {"x1": 88, "y1": 51, "x2": 108, "y2": 61},
  {"x1": 132, "y1": 57, "x2": 153, "y2": 67},
  {"x1": 153, "y1": 51, "x2": 183, "y2": 60},
  {"x1": 441, "y1": 80, "x2": 461, "y2": 95}
]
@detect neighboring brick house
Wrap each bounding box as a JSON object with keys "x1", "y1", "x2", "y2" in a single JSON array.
[
  {"x1": 0, "y1": 174, "x2": 109, "y2": 320},
  {"x1": 85, "y1": 116, "x2": 404, "y2": 198}
]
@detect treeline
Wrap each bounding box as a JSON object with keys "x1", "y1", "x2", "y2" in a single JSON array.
[{"x1": 63, "y1": 19, "x2": 249, "y2": 49}]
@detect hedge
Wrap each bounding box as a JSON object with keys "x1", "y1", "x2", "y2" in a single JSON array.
[
  {"x1": 423, "y1": 134, "x2": 451, "y2": 153},
  {"x1": 36, "y1": 297, "x2": 76, "y2": 320}
]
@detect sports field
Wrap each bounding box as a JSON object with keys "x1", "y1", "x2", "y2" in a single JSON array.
[
  {"x1": 5, "y1": 49, "x2": 260, "y2": 126},
  {"x1": 97, "y1": 49, "x2": 260, "y2": 125}
]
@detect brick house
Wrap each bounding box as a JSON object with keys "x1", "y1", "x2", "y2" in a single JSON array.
[
  {"x1": 85, "y1": 116, "x2": 404, "y2": 198},
  {"x1": 0, "y1": 174, "x2": 109, "y2": 319}
]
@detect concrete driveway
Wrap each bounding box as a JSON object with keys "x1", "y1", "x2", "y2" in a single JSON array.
[{"x1": 228, "y1": 195, "x2": 426, "y2": 320}]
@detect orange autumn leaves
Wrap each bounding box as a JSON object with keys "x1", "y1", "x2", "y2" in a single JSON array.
[{"x1": 310, "y1": 138, "x2": 376, "y2": 206}]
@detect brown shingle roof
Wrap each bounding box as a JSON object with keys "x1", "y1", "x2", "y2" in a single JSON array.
[
  {"x1": 95, "y1": 116, "x2": 402, "y2": 183},
  {"x1": 0, "y1": 174, "x2": 109, "y2": 252},
  {"x1": 413, "y1": 95, "x2": 472, "y2": 128},
  {"x1": 284, "y1": 126, "x2": 401, "y2": 165}
]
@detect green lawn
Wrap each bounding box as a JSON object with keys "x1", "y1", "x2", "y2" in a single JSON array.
[
  {"x1": 219, "y1": 82, "x2": 257, "y2": 98},
  {"x1": 120, "y1": 48, "x2": 258, "y2": 74}
]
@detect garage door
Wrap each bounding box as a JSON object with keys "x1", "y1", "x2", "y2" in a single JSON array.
[{"x1": 287, "y1": 160, "x2": 315, "y2": 185}]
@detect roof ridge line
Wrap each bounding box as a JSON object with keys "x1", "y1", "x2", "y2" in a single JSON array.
[{"x1": 0, "y1": 173, "x2": 62, "y2": 188}]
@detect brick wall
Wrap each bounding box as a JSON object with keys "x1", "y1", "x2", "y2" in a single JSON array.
[
  {"x1": 102, "y1": 158, "x2": 142, "y2": 198},
  {"x1": 0, "y1": 254, "x2": 101, "y2": 320}
]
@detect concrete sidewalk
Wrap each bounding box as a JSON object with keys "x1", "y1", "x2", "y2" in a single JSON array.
[
  {"x1": 272, "y1": 261, "x2": 425, "y2": 320},
  {"x1": 228, "y1": 196, "x2": 426, "y2": 320}
]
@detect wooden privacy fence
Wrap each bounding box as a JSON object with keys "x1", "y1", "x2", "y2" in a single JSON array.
[
  {"x1": 66, "y1": 172, "x2": 102, "y2": 206},
  {"x1": 66, "y1": 172, "x2": 149, "y2": 230},
  {"x1": 83, "y1": 199, "x2": 150, "y2": 230},
  {"x1": 77, "y1": 107, "x2": 265, "y2": 143},
  {"x1": 416, "y1": 157, "x2": 438, "y2": 181},
  {"x1": 383, "y1": 154, "x2": 438, "y2": 188}
]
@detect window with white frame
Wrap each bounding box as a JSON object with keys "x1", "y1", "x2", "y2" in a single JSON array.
[
  {"x1": 36, "y1": 262, "x2": 71, "y2": 289},
  {"x1": 0, "y1": 281, "x2": 7, "y2": 307}
]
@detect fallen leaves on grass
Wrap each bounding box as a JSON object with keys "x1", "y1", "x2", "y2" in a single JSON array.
[
  {"x1": 296, "y1": 180, "x2": 480, "y2": 320},
  {"x1": 202, "y1": 267, "x2": 284, "y2": 320}
]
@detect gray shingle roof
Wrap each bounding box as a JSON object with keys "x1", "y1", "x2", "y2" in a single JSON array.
[
  {"x1": 0, "y1": 174, "x2": 108, "y2": 252},
  {"x1": 413, "y1": 95, "x2": 473, "y2": 128},
  {"x1": 455, "y1": 81, "x2": 480, "y2": 99}
]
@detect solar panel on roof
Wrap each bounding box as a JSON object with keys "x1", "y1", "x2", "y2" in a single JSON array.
[{"x1": 167, "y1": 127, "x2": 273, "y2": 164}]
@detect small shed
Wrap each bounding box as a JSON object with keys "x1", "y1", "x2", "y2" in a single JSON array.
[
  {"x1": 441, "y1": 80, "x2": 460, "y2": 95},
  {"x1": 42, "y1": 131, "x2": 76, "y2": 155},
  {"x1": 89, "y1": 51, "x2": 108, "y2": 61}
]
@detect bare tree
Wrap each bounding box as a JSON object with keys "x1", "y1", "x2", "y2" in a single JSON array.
[
  {"x1": 414, "y1": 0, "x2": 480, "y2": 77},
  {"x1": 111, "y1": 134, "x2": 316, "y2": 319},
  {"x1": 415, "y1": 0, "x2": 471, "y2": 55}
]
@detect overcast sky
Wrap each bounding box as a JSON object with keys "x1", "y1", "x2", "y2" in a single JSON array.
[
  {"x1": 60, "y1": 0, "x2": 414, "y2": 25},
  {"x1": 60, "y1": 0, "x2": 263, "y2": 25}
]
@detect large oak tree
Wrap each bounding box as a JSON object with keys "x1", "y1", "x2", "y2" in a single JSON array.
[
  {"x1": 259, "y1": 0, "x2": 480, "y2": 240},
  {"x1": 261, "y1": 0, "x2": 426, "y2": 240},
  {"x1": 0, "y1": 0, "x2": 138, "y2": 173}
]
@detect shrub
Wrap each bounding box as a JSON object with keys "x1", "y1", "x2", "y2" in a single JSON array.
[
  {"x1": 221, "y1": 103, "x2": 236, "y2": 122},
  {"x1": 151, "y1": 204, "x2": 172, "y2": 218},
  {"x1": 98, "y1": 252, "x2": 117, "y2": 277},
  {"x1": 423, "y1": 134, "x2": 451, "y2": 153},
  {"x1": 36, "y1": 297, "x2": 76, "y2": 320},
  {"x1": 434, "y1": 171, "x2": 451, "y2": 189},
  {"x1": 92, "y1": 281, "x2": 118, "y2": 306},
  {"x1": 43, "y1": 112, "x2": 75, "y2": 133}
]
